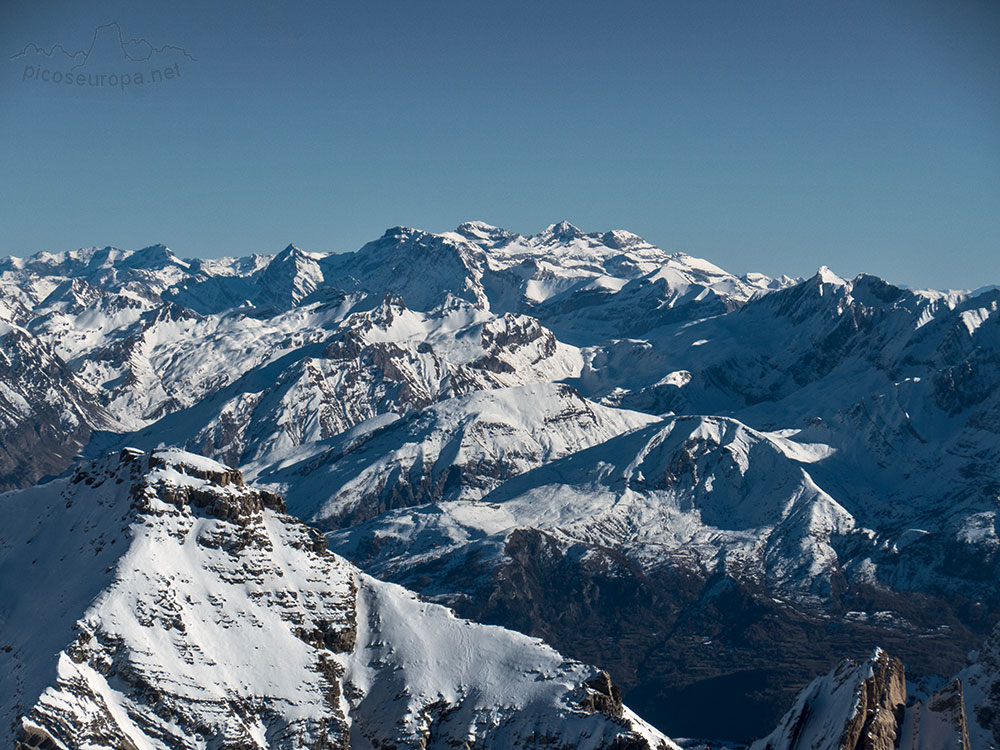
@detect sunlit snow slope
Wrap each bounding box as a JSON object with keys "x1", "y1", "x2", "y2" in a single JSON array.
[{"x1": 0, "y1": 448, "x2": 675, "y2": 749}]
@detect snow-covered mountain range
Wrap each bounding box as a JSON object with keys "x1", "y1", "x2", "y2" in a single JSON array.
[{"x1": 1, "y1": 221, "x2": 997, "y2": 744}]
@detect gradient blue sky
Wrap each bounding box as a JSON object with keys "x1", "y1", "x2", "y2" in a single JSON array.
[{"x1": 1, "y1": 0, "x2": 997, "y2": 289}]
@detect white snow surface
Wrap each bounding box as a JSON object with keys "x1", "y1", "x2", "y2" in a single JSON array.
[
  {"x1": 0, "y1": 448, "x2": 675, "y2": 749},
  {"x1": 3, "y1": 222, "x2": 1000, "y2": 745},
  {"x1": 253, "y1": 382, "x2": 660, "y2": 525},
  {"x1": 329, "y1": 415, "x2": 857, "y2": 601}
]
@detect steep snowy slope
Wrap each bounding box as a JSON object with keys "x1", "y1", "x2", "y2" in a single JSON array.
[
  {"x1": 254, "y1": 382, "x2": 659, "y2": 527},
  {"x1": 325, "y1": 413, "x2": 985, "y2": 739},
  {"x1": 0, "y1": 448, "x2": 676, "y2": 749},
  {"x1": 117, "y1": 296, "x2": 584, "y2": 468},
  {"x1": 0, "y1": 325, "x2": 111, "y2": 490},
  {"x1": 957, "y1": 621, "x2": 1000, "y2": 750}
]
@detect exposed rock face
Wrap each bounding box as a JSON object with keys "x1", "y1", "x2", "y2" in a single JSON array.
[
  {"x1": 580, "y1": 671, "x2": 625, "y2": 720},
  {"x1": 0, "y1": 449, "x2": 676, "y2": 750},
  {"x1": 902, "y1": 679, "x2": 972, "y2": 750},
  {"x1": 752, "y1": 649, "x2": 905, "y2": 750},
  {"x1": 752, "y1": 647, "x2": 985, "y2": 750},
  {"x1": 841, "y1": 651, "x2": 907, "y2": 750},
  {"x1": 0, "y1": 328, "x2": 109, "y2": 491}
]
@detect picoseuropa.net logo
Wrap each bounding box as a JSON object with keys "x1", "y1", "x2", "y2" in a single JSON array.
[{"x1": 10, "y1": 21, "x2": 196, "y2": 92}]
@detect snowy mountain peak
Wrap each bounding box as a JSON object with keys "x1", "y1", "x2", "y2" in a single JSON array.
[
  {"x1": 753, "y1": 638, "x2": 998, "y2": 750},
  {"x1": 256, "y1": 243, "x2": 326, "y2": 307},
  {"x1": 377, "y1": 225, "x2": 428, "y2": 244},
  {"x1": 454, "y1": 220, "x2": 515, "y2": 245},
  {"x1": 600, "y1": 228, "x2": 649, "y2": 250},
  {"x1": 541, "y1": 220, "x2": 585, "y2": 242},
  {"x1": 119, "y1": 243, "x2": 189, "y2": 271},
  {"x1": 0, "y1": 447, "x2": 676, "y2": 749},
  {"x1": 751, "y1": 648, "x2": 909, "y2": 750},
  {"x1": 814, "y1": 264, "x2": 847, "y2": 287},
  {"x1": 276, "y1": 242, "x2": 305, "y2": 257},
  {"x1": 848, "y1": 272, "x2": 907, "y2": 306}
]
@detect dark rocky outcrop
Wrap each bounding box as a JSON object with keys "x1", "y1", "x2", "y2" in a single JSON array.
[
  {"x1": 0, "y1": 330, "x2": 109, "y2": 491},
  {"x1": 580, "y1": 670, "x2": 625, "y2": 719},
  {"x1": 838, "y1": 651, "x2": 907, "y2": 750}
]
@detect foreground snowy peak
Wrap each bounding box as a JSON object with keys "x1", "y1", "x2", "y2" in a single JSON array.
[
  {"x1": 2, "y1": 448, "x2": 351, "y2": 749},
  {"x1": 0, "y1": 448, "x2": 674, "y2": 749}
]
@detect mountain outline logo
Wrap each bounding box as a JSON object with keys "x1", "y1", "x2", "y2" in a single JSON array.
[{"x1": 11, "y1": 21, "x2": 196, "y2": 91}]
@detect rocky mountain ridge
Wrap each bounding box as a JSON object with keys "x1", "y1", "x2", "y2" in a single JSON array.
[
  {"x1": 753, "y1": 626, "x2": 1000, "y2": 750},
  {"x1": 1, "y1": 221, "x2": 997, "y2": 742},
  {"x1": 0, "y1": 448, "x2": 674, "y2": 749}
]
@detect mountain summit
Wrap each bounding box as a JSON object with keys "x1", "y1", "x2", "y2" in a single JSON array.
[
  {"x1": 0, "y1": 448, "x2": 675, "y2": 749},
  {"x1": 1, "y1": 222, "x2": 997, "y2": 742}
]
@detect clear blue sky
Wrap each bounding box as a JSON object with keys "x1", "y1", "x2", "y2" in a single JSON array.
[{"x1": 1, "y1": 0, "x2": 997, "y2": 289}]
